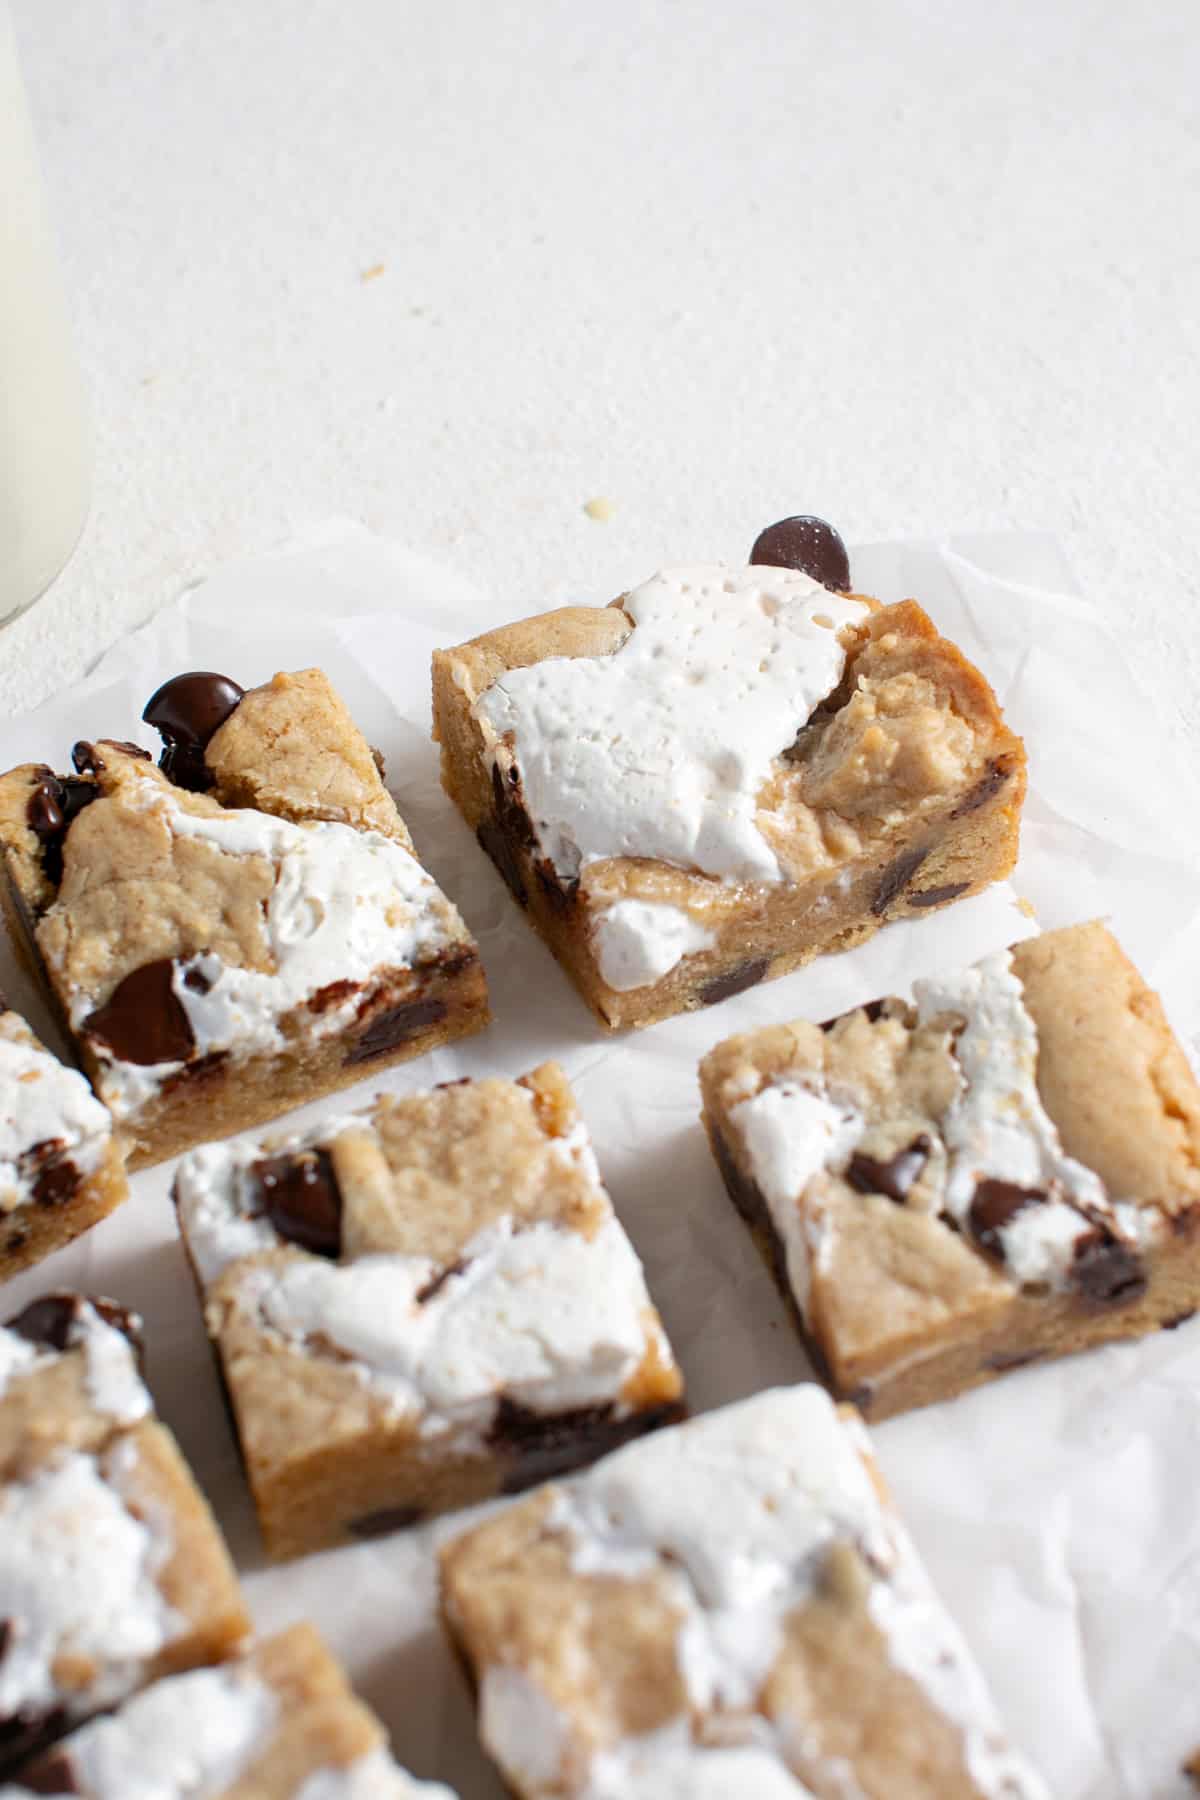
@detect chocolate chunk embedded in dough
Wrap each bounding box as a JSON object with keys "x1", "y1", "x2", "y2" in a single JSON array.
[
  {"x1": 345, "y1": 994, "x2": 448, "y2": 1065},
  {"x1": 85, "y1": 958, "x2": 195, "y2": 1066},
  {"x1": 700, "y1": 957, "x2": 770, "y2": 1007},
  {"x1": 845, "y1": 1136, "x2": 931, "y2": 1203},
  {"x1": 749, "y1": 515, "x2": 852, "y2": 592},
  {"x1": 251, "y1": 1149, "x2": 343, "y2": 1258},
  {"x1": 967, "y1": 1178, "x2": 1048, "y2": 1258},
  {"x1": 871, "y1": 845, "x2": 929, "y2": 916}
]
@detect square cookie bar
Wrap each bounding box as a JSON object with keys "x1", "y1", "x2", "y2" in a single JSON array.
[
  {"x1": 0, "y1": 1292, "x2": 248, "y2": 1773},
  {"x1": 0, "y1": 669, "x2": 489, "y2": 1168},
  {"x1": 701, "y1": 920, "x2": 1200, "y2": 1421},
  {"x1": 433, "y1": 516, "x2": 1025, "y2": 1030},
  {"x1": 440, "y1": 1385, "x2": 1048, "y2": 1800},
  {"x1": 4, "y1": 1623, "x2": 457, "y2": 1799},
  {"x1": 0, "y1": 1000, "x2": 127, "y2": 1279},
  {"x1": 173, "y1": 1061, "x2": 684, "y2": 1561}
]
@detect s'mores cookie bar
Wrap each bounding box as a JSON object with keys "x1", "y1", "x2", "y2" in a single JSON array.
[
  {"x1": 433, "y1": 516, "x2": 1025, "y2": 1030},
  {"x1": 0, "y1": 1001, "x2": 127, "y2": 1278},
  {"x1": 0, "y1": 670, "x2": 488, "y2": 1167},
  {"x1": 701, "y1": 921, "x2": 1200, "y2": 1420},
  {"x1": 2, "y1": 1624, "x2": 458, "y2": 1799},
  {"x1": 0, "y1": 1293, "x2": 248, "y2": 1773},
  {"x1": 440, "y1": 1386, "x2": 1048, "y2": 1799},
  {"x1": 173, "y1": 1062, "x2": 683, "y2": 1561}
]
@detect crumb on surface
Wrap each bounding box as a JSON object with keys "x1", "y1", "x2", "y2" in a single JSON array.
[
  {"x1": 583, "y1": 495, "x2": 617, "y2": 521},
  {"x1": 1017, "y1": 895, "x2": 1038, "y2": 919},
  {"x1": 360, "y1": 263, "x2": 386, "y2": 282}
]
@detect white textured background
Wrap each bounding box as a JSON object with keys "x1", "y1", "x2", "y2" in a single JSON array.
[{"x1": 3, "y1": 0, "x2": 1200, "y2": 756}]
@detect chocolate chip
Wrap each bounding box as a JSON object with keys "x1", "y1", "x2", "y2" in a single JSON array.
[
  {"x1": 490, "y1": 1396, "x2": 685, "y2": 1494},
  {"x1": 535, "y1": 858, "x2": 578, "y2": 916},
  {"x1": 19, "y1": 1747, "x2": 82, "y2": 1794},
  {"x1": 476, "y1": 819, "x2": 528, "y2": 907},
  {"x1": 251, "y1": 1150, "x2": 343, "y2": 1258},
  {"x1": 348, "y1": 1504, "x2": 425, "y2": 1539},
  {"x1": 84, "y1": 959, "x2": 195, "y2": 1066},
  {"x1": 0, "y1": 1704, "x2": 67, "y2": 1772},
  {"x1": 7, "y1": 1293, "x2": 144, "y2": 1361},
  {"x1": 70, "y1": 740, "x2": 148, "y2": 774},
  {"x1": 142, "y1": 671, "x2": 245, "y2": 791},
  {"x1": 182, "y1": 964, "x2": 213, "y2": 995},
  {"x1": 345, "y1": 994, "x2": 448, "y2": 1065},
  {"x1": 871, "y1": 845, "x2": 929, "y2": 916},
  {"x1": 749, "y1": 515, "x2": 852, "y2": 592},
  {"x1": 25, "y1": 775, "x2": 97, "y2": 886},
  {"x1": 967, "y1": 1179, "x2": 1047, "y2": 1257},
  {"x1": 0, "y1": 1621, "x2": 10, "y2": 1662},
  {"x1": 161, "y1": 1050, "x2": 227, "y2": 1095},
  {"x1": 821, "y1": 996, "x2": 890, "y2": 1032},
  {"x1": 908, "y1": 881, "x2": 970, "y2": 910},
  {"x1": 846, "y1": 1136, "x2": 931, "y2": 1203},
  {"x1": 415, "y1": 1257, "x2": 467, "y2": 1304},
  {"x1": 950, "y1": 757, "x2": 1012, "y2": 820},
  {"x1": 700, "y1": 957, "x2": 770, "y2": 1007},
  {"x1": 1072, "y1": 1230, "x2": 1147, "y2": 1306},
  {"x1": 29, "y1": 1151, "x2": 82, "y2": 1209},
  {"x1": 1162, "y1": 1309, "x2": 1197, "y2": 1331}
]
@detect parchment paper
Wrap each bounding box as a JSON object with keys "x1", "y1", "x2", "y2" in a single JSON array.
[{"x1": 1, "y1": 524, "x2": 1197, "y2": 1799}]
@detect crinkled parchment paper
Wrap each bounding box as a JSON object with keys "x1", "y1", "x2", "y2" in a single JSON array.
[{"x1": 1, "y1": 524, "x2": 1197, "y2": 1799}]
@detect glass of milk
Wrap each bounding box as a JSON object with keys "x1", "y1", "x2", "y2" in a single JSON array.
[{"x1": 0, "y1": 5, "x2": 90, "y2": 626}]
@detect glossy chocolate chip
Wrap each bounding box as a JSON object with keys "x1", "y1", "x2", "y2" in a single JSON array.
[
  {"x1": 845, "y1": 1135, "x2": 931, "y2": 1203},
  {"x1": 908, "y1": 881, "x2": 970, "y2": 910},
  {"x1": 950, "y1": 758, "x2": 1012, "y2": 820},
  {"x1": 26, "y1": 775, "x2": 97, "y2": 887},
  {"x1": 871, "y1": 845, "x2": 929, "y2": 916},
  {"x1": 1073, "y1": 1231, "x2": 1146, "y2": 1306},
  {"x1": 348, "y1": 1504, "x2": 426, "y2": 1539},
  {"x1": 70, "y1": 740, "x2": 148, "y2": 775},
  {"x1": 967, "y1": 1178, "x2": 1047, "y2": 1257},
  {"x1": 749, "y1": 515, "x2": 852, "y2": 592},
  {"x1": 700, "y1": 956, "x2": 770, "y2": 1007},
  {"x1": 251, "y1": 1150, "x2": 343, "y2": 1258},
  {"x1": 143, "y1": 671, "x2": 245, "y2": 791},
  {"x1": 84, "y1": 959, "x2": 194, "y2": 1066},
  {"x1": 345, "y1": 994, "x2": 448, "y2": 1065}
]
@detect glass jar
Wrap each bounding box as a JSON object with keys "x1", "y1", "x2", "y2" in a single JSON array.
[{"x1": 0, "y1": 4, "x2": 90, "y2": 625}]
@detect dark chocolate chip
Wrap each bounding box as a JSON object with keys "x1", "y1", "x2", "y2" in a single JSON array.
[
  {"x1": 345, "y1": 994, "x2": 448, "y2": 1066},
  {"x1": 142, "y1": 672, "x2": 246, "y2": 792},
  {"x1": 700, "y1": 956, "x2": 770, "y2": 1007},
  {"x1": 984, "y1": 1349, "x2": 1044, "y2": 1372},
  {"x1": 749, "y1": 515, "x2": 852, "y2": 592},
  {"x1": 30, "y1": 1153, "x2": 82, "y2": 1209},
  {"x1": 251, "y1": 1150, "x2": 343, "y2": 1258},
  {"x1": 5, "y1": 1227, "x2": 29, "y2": 1254},
  {"x1": 1162, "y1": 1309, "x2": 1197, "y2": 1332},
  {"x1": 535, "y1": 858, "x2": 578, "y2": 917},
  {"x1": 950, "y1": 758, "x2": 1012, "y2": 820},
  {"x1": 348, "y1": 1504, "x2": 425, "y2": 1539},
  {"x1": 25, "y1": 776, "x2": 97, "y2": 887},
  {"x1": 871, "y1": 845, "x2": 929, "y2": 916},
  {"x1": 19, "y1": 1748, "x2": 82, "y2": 1794},
  {"x1": 491, "y1": 1396, "x2": 685, "y2": 1494},
  {"x1": 491, "y1": 759, "x2": 536, "y2": 849},
  {"x1": 0, "y1": 1704, "x2": 67, "y2": 1771},
  {"x1": 70, "y1": 740, "x2": 148, "y2": 774},
  {"x1": 476, "y1": 818, "x2": 528, "y2": 907},
  {"x1": 967, "y1": 1178, "x2": 1048, "y2": 1257},
  {"x1": 1072, "y1": 1231, "x2": 1147, "y2": 1306},
  {"x1": 845, "y1": 1136, "x2": 931, "y2": 1204},
  {"x1": 6, "y1": 1293, "x2": 144, "y2": 1361},
  {"x1": 161, "y1": 1050, "x2": 227, "y2": 1096},
  {"x1": 415, "y1": 1257, "x2": 467, "y2": 1304},
  {"x1": 908, "y1": 881, "x2": 971, "y2": 910},
  {"x1": 0, "y1": 1621, "x2": 10, "y2": 1662},
  {"x1": 84, "y1": 959, "x2": 195, "y2": 1066},
  {"x1": 370, "y1": 746, "x2": 387, "y2": 779},
  {"x1": 182, "y1": 964, "x2": 213, "y2": 995}
]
